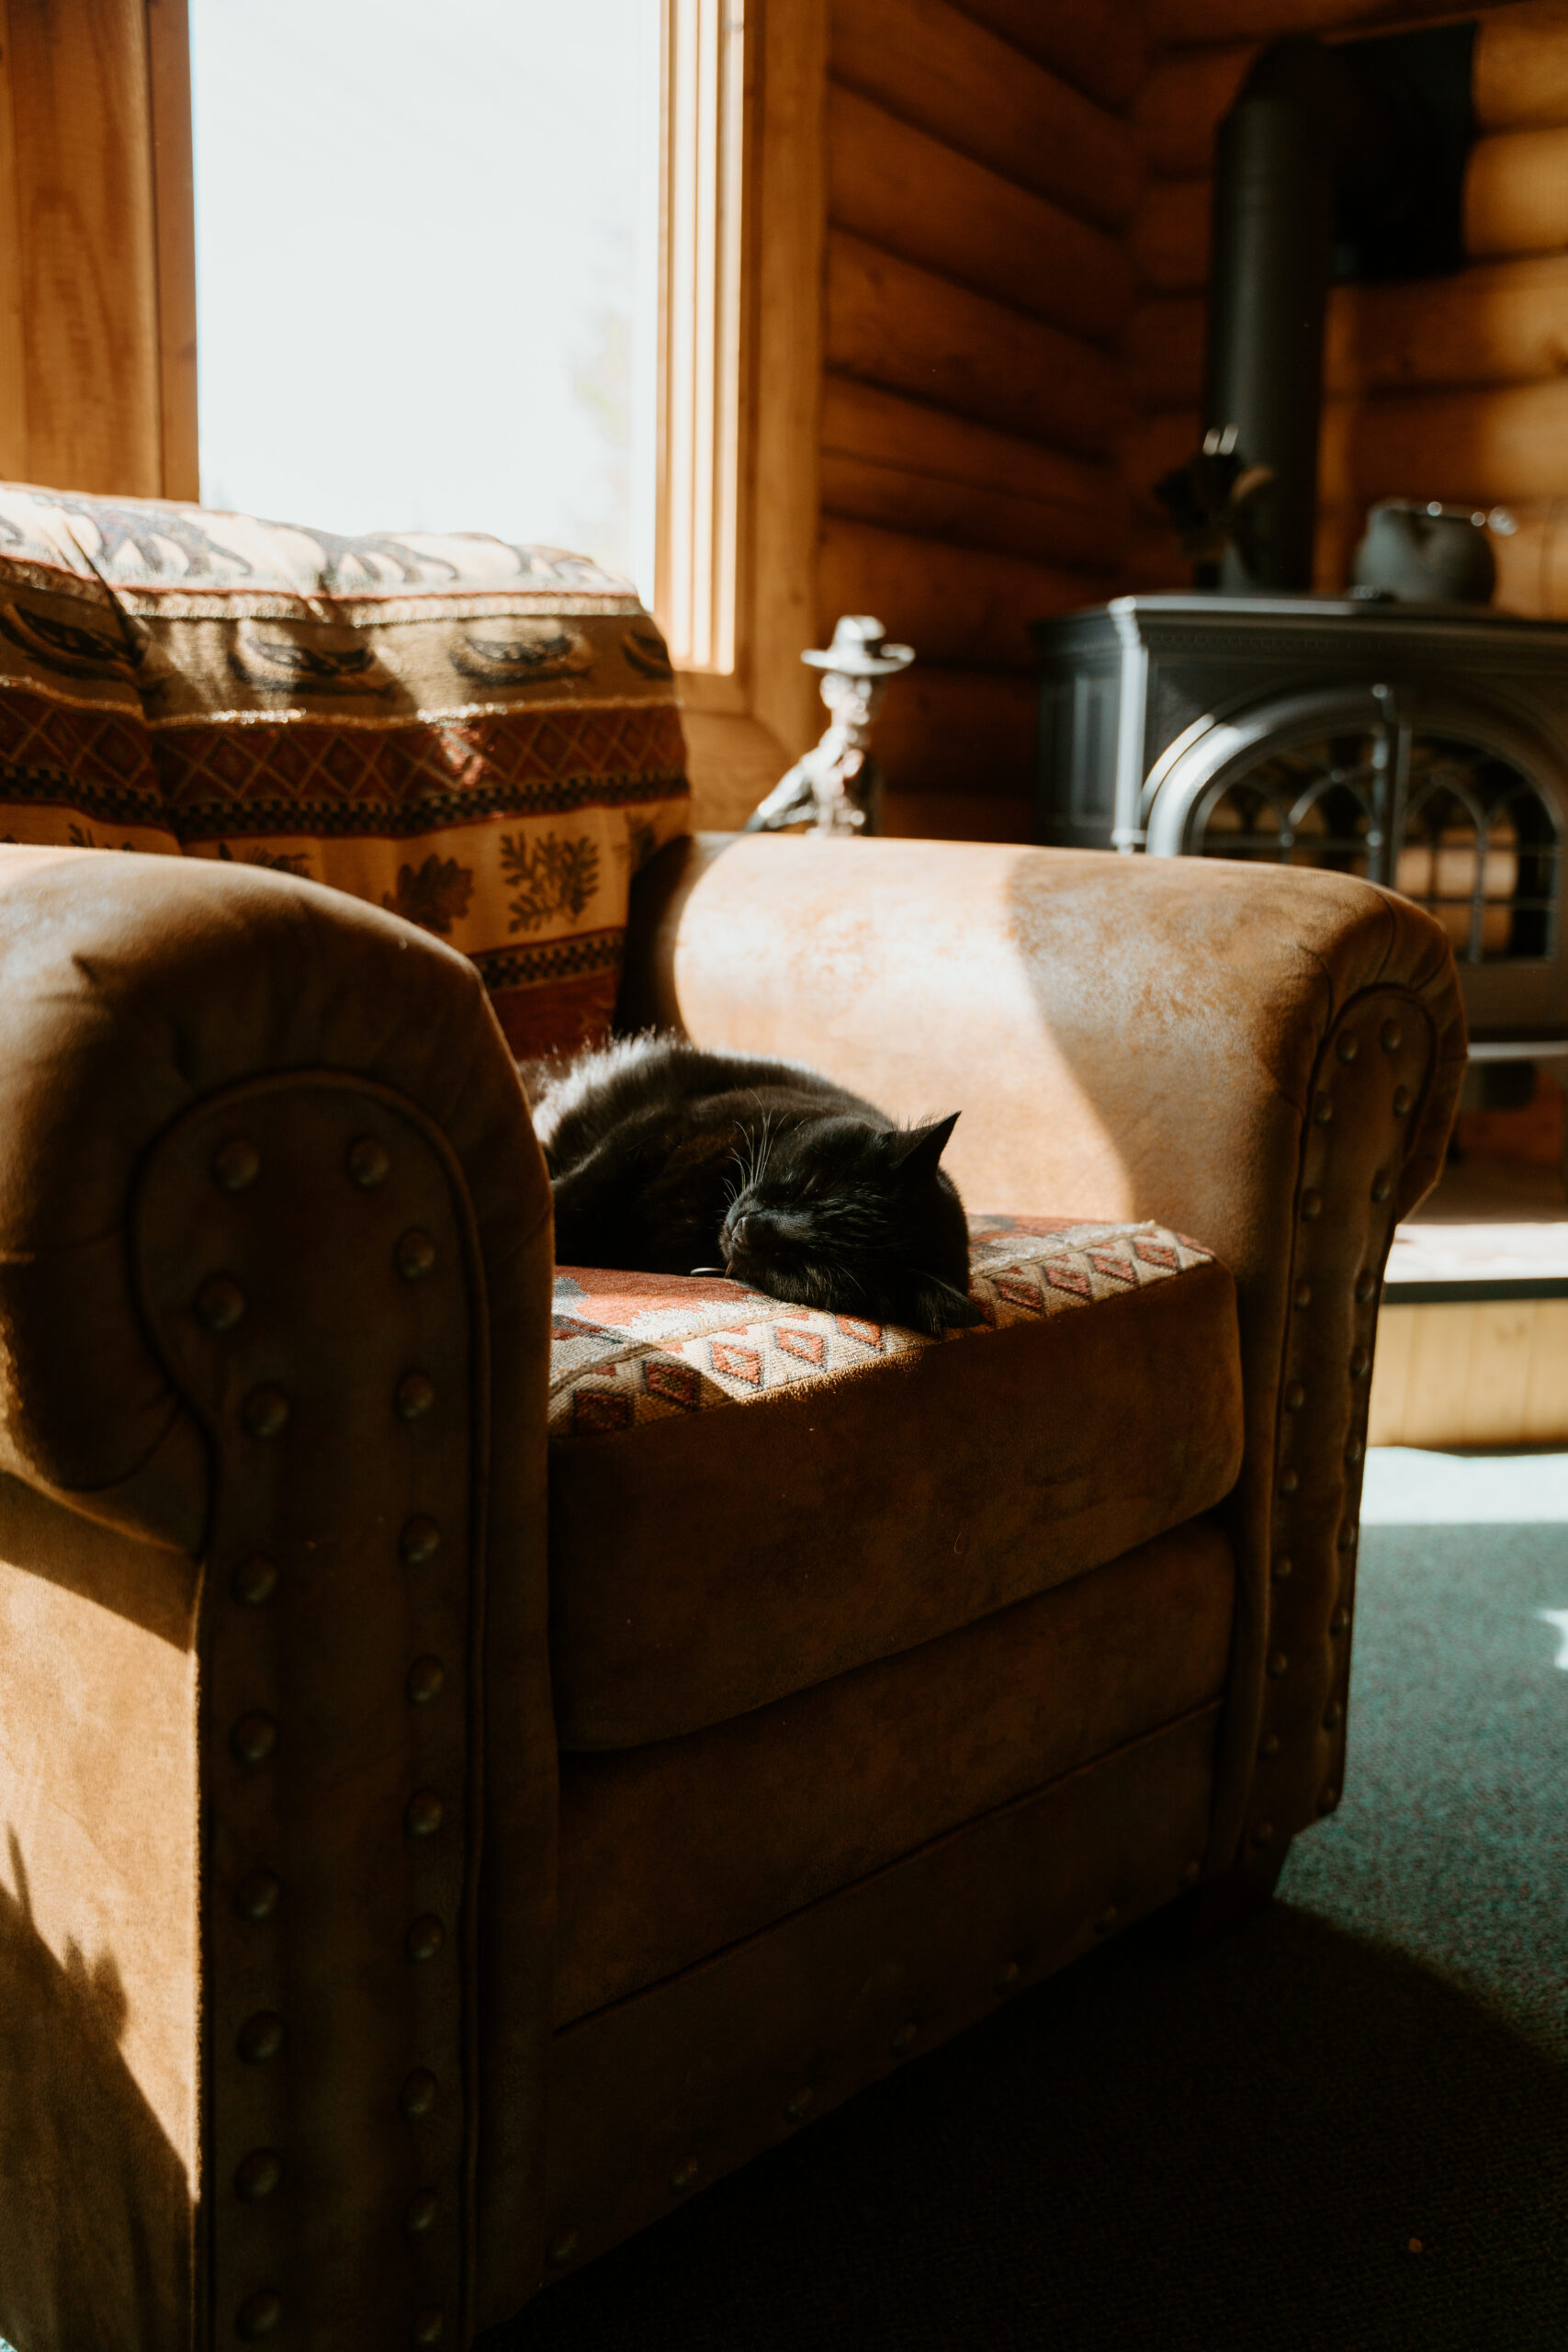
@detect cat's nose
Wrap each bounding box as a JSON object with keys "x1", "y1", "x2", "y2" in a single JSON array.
[{"x1": 729, "y1": 1214, "x2": 754, "y2": 1247}]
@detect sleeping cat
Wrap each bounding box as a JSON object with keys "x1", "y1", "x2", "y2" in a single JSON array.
[{"x1": 525, "y1": 1034, "x2": 982, "y2": 1336}]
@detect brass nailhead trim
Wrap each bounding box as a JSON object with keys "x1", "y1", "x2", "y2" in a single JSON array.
[
  {"x1": 1293, "y1": 1281, "x2": 1312, "y2": 1308},
  {"x1": 236, "y1": 2290, "x2": 283, "y2": 2341},
  {"x1": 1393, "y1": 1083, "x2": 1413, "y2": 1115},
  {"x1": 237, "y1": 2011, "x2": 285, "y2": 2064},
  {"x1": 1337, "y1": 1034, "x2": 1359, "y2": 1063},
  {"x1": 241, "y1": 1385, "x2": 291, "y2": 1440},
  {"x1": 347, "y1": 1135, "x2": 390, "y2": 1189},
  {"x1": 1093, "y1": 1905, "x2": 1119, "y2": 1934},
  {"x1": 231, "y1": 1712, "x2": 278, "y2": 1767},
  {"x1": 400, "y1": 1517, "x2": 442, "y2": 1567},
  {"x1": 547, "y1": 2228, "x2": 581, "y2": 2267},
  {"x1": 1338, "y1": 1524, "x2": 1357, "y2": 1551},
  {"x1": 1301, "y1": 1191, "x2": 1323, "y2": 1220},
  {"x1": 405, "y1": 1790, "x2": 444, "y2": 1838},
  {"x1": 1381, "y1": 1020, "x2": 1403, "y2": 1052},
  {"x1": 212, "y1": 1137, "x2": 260, "y2": 1193},
  {"x1": 400, "y1": 2068, "x2": 438, "y2": 2121},
  {"x1": 406, "y1": 2188, "x2": 438, "y2": 2235},
  {"x1": 231, "y1": 1556, "x2": 277, "y2": 1607},
  {"x1": 412, "y1": 2312, "x2": 446, "y2": 2348},
  {"x1": 890, "y1": 2021, "x2": 919, "y2": 2054},
  {"x1": 784, "y1": 2086, "x2": 816, "y2": 2120},
  {"x1": 1283, "y1": 1382, "x2": 1305, "y2": 1411},
  {"x1": 1319, "y1": 1785, "x2": 1339, "y2": 1812},
  {"x1": 671, "y1": 2158, "x2": 700, "y2": 2195},
  {"x1": 1278, "y1": 1469, "x2": 1299, "y2": 1496},
  {"x1": 1271, "y1": 1555, "x2": 1293, "y2": 1582},
  {"x1": 1350, "y1": 1347, "x2": 1371, "y2": 1379},
  {"x1": 1180, "y1": 1860, "x2": 1201, "y2": 1887},
  {"x1": 1355, "y1": 1272, "x2": 1376, "y2": 1303},
  {"x1": 994, "y1": 1961, "x2": 1020, "y2": 1995},
  {"x1": 1258, "y1": 1732, "x2": 1280, "y2": 1758},
  {"x1": 1312, "y1": 1095, "x2": 1333, "y2": 1125},
  {"x1": 235, "y1": 1871, "x2": 282, "y2": 1923},
  {"x1": 397, "y1": 1227, "x2": 437, "y2": 1280},
  {"x1": 406, "y1": 1915, "x2": 445, "y2": 1963},
  {"x1": 1252, "y1": 1821, "x2": 1275, "y2": 1847},
  {"x1": 1324, "y1": 1701, "x2": 1344, "y2": 1729},
  {"x1": 234, "y1": 2149, "x2": 283, "y2": 2202},
  {"x1": 1331, "y1": 1607, "x2": 1351, "y2": 1634},
  {"x1": 1267, "y1": 1651, "x2": 1289, "y2": 1678},
  {"x1": 1346, "y1": 1436, "x2": 1365, "y2": 1464},
  {"x1": 397, "y1": 1371, "x2": 436, "y2": 1422},
  {"x1": 406, "y1": 1655, "x2": 446, "y2": 1705},
  {"x1": 1371, "y1": 1172, "x2": 1392, "y2": 1204},
  {"x1": 196, "y1": 1274, "x2": 246, "y2": 1332}
]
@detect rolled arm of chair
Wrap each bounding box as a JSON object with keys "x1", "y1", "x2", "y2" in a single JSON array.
[
  {"x1": 623, "y1": 831, "x2": 1466, "y2": 1873},
  {"x1": 0, "y1": 847, "x2": 555, "y2": 2349}
]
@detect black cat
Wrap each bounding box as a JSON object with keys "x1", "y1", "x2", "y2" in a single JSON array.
[{"x1": 525, "y1": 1034, "x2": 982, "y2": 1336}]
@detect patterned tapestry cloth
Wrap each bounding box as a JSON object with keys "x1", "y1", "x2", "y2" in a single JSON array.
[
  {"x1": 550, "y1": 1214, "x2": 1217, "y2": 1440},
  {"x1": 0, "y1": 483, "x2": 691, "y2": 1055}
]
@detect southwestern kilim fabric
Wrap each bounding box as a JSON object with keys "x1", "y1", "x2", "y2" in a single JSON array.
[
  {"x1": 0, "y1": 482, "x2": 690, "y2": 1055},
  {"x1": 550, "y1": 1216, "x2": 1216, "y2": 1440}
]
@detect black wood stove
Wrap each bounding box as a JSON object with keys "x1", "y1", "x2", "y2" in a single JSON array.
[{"x1": 1032, "y1": 594, "x2": 1568, "y2": 1048}]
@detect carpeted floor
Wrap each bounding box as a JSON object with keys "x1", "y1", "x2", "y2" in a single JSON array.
[{"x1": 489, "y1": 1451, "x2": 1568, "y2": 2352}]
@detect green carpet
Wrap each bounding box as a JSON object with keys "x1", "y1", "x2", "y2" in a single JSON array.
[{"x1": 491, "y1": 1452, "x2": 1568, "y2": 2352}]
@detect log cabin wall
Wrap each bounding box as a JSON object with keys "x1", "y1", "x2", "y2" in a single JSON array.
[
  {"x1": 817, "y1": 0, "x2": 1150, "y2": 842},
  {"x1": 1122, "y1": 0, "x2": 1568, "y2": 614}
]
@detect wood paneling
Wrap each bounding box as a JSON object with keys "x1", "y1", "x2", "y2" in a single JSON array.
[
  {"x1": 1369, "y1": 1297, "x2": 1568, "y2": 1444},
  {"x1": 147, "y1": 0, "x2": 197, "y2": 500},
  {"x1": 869, "y1": 663, "x2": 1038, "y2": 793},
  {"x1": 826, "y1": 232, "x2": 1128, "y2": 456},
  {"x1": 820, "y1": 448, "x2": 1122, "y2": 570},
  {"x1": 883, "y1": 789, "x2": 1032, "y2": 841},
  {"x1": 1320, "y1": 377, "x2": 1568, "y2": 505},
  {"x1": 1129, "y1": 175, "x2": 1212, "y2": 294},
  {"x1": 0, "y1": 24, "x2": 29, "y2": 481},
  {"x1": 828, "y1": 84, "x2": 1136, "y2": 342},
  {"x1": 819, "y1": 516, "x2": 1088, "y2": 670},
  {"x1": 821, "y1": 378, "x2": 1124, "y2": 513},
  {"x1": 952, "y1": 0, "x2": 1149, "y2": 110},
  {"x1": 1474, "y1": 0, "x2": 1568, "y2": 128},
  {"x1": 1134, "y1": 43, "x2": 1256, "y2": 176},
  {"x1": 1466, "y1": 124, "x2": 1568, "y2": 254},
  {"x1": 1145, "y1": 0, "x2": 1520, "y2": 40},
  {"x1": 829, "y1": 0, "x2": 1144, "y2": 230}
]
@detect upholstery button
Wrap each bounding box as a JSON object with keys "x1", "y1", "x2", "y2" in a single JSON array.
[
  {"x1": 212, "y1": 1137, "x2": 260, "y2": 1193},
  {"x1": 1258, "y1": 1732, "x2": 1280, "y2": 1758},
  {"x1": 231, "y1": 1713, "x2": 277, "y2": 1767},
  {"x1": 547, "y1": 2228, "x2": 581, "y2": 2267},
  {"x1": 237, "y1": 2011, "x2": 285, "y2": 2064},
  {"x1": 234, "y1": 1870, "x2": 282, "y2": 1922},
  {"x1": 242, "y1": 1385, "x2": 291, "y2": 1440},
  {"x1": 407, "y1": 1655, "x2": 446, "y2": 1705},
  {"x1": 397, "y1": 1228, "x2": 437, "y2": 1280},
  {"x1": 1271, "y1": 1555, "x2": 1292, "y2": 1582},
  {"x1": 406, "y1": 2188, "x2": 438, "y2": 2235},
  {"x1": 406, "y1": 1914, "x2": 445, "y2": 1962},
  {"x1": 784, "y1": 2086, "x2": 816, "y2": 2120},
  {"x1": 994, "y1": 1961, "x2": 1020, "y2": 1995},
  {"x1": 1313, "y1": 1095, "x2": 1333, "y2": 1125},
  {"x1": 412, "y1": 2313, "x2": 445, "y2": 2348},
  {"x1": 1393, "y1": 1083, "x2": 1412, "y2": 1115},
  {"x1": 1180, "y1": 1860, "x2": 1201, "y2": 1887},
  {"x1": 1301, "y1": 1190, "x2": 1323, "y2": 1220},
  {"x1": 231, "y1": 1556, "x2": 277, "y2": 1607},
  {"x1": 1381, "y1": 1020, "x2": 1403, "y2": 1052},
  {"x1": 1267, "y1": 1651, "x2": 1289, "y2": 1677},
  {"x1": 1331, "y1": 1607, "x2": 1351, "y2": 1634},
  {"x1": 1093, "y1": 1905, "x2": 1119, "y2": 1934},
  {"x1": 236, "y1": 2290, "x2": 283, "y2": 2341},
  {"x1": 890, "y1": 2021, "x2": 919, "y2": 2054},
  {"x1": 1318, "y1": 1784, "x2": 1339, "y2": 1812},
  {"x1": 1355, "y1": 1272, "x2": 1376, "y2": 1303},
  {"x1": 196, "y1": 1275, "x2": 246, "y2": 1332},
  {"x1": 1350, "y1": 1346, "x2": 1371, "y2": 1378},
  {"x1": 1336, "y1": 1034, "x2": 1359, "y2": 1063},
  {"x1": 400, "y1": 1516, "x2": 441, "y2": 1567},
  {"x1": 671, "y1": 2158, "x2": 700, "y2": 2194},
  {"x1": 1324, "y1": 1701, "x2": 1344, "y2": 1729},
  {"x1": 1293, "y1": 1282, "x2": 1312, "y2": 1309},
  {"x1": 405, "y1": 1790, "x2": 444, "y2": 1838},
  {"x1": 235, "y1": 2149, "x2": 283, "y2": 2201},
  {"x1": 400, "y1": 2068, "x2": 438, "y2": 2121},
  {"x1": 348, "y1": 1136, "x2": 390, "y2": 1188},
  {"x1": 1371, "y1": 1171, "x2": 1392, "y2": 1203},
  {"x1": 1278, "y1": 1468, "x2": 1299, "y2": 1496},
  {"x1": 1283, "y1": 1381, "x2": 1305, "y2": 1411},
  {"x1": 397, "y1": 1372, "x2": 436, "y2": 1421}
]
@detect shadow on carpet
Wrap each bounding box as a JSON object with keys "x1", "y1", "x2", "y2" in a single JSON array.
[{"x1": 487, "y1": 1519, "x2": 1568, "y2": 2352}]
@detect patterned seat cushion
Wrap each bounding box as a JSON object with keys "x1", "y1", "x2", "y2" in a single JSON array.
[
  {"x1": 0, "y1": 483, "x2": 690, "y2": 1055},
  {"x1": 547, "y1": 1216, "x2": 1246, "y2": 1749}
]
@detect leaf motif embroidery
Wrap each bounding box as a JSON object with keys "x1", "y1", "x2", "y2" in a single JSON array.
[
  {"x1": 500, "y1": 830, "x2": 601, "y2": 932},
  {"x1": 381, "y1": 854, "x2": 475, "y2": 935}
]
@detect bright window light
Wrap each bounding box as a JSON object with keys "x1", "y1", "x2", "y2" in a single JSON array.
[{"x1": 189, "y1": 0, "x2": 661, "y2": 601}]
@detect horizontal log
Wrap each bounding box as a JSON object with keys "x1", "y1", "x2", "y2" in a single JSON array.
[
  {"x1": 820, "y1": 449, "x2": 1126, "y2": 570},
  {"x1": 1115, "y1": 530, "x2": 1195, "y2": 594},
  {"x1": 884, "y1": 790, "x2": 1034, "y2": 841},
  {"x1": 1466, "y1": 125, "x2": 1568, "y2": 255},
  {"x1": 829, "y1": 0, "x2": 1144, "y2": 231},
  {"x1": 1489, "y1": 497, "x2": 1568, "y2": 613},
  {"x1": 1144, "y1": 0, "x2": 1519, "y2": 39},
  {"x1": 951, "y1": 0, "x2": 1150, "y2": 109},
  {"x1": 1312, "y1": 504, "x2": 1363, "y2": 594},
  {"x1": 1129, "y1": 176, "x2": 1212, "y2": 294},
  {"x1": 819, "y1": 516, "x2": 1091, "y2": 670},
  {"x1": 828, "y1": 83, "x2": 1137, "y2": 342},
  {"x1": 1475, "y1": 2, "x2": 1568, "y2": 131},
  {"x1": 821, "y1": 376, "x2": 1122, "y2": 512},
  {"x1": 1129, "y1": 256, "x2": 1568, "y2": 406},
  {"x1": 872, "y1": 664, "x2": 1039, "y2": 794},
  {"x1": 826, "y1": 231, "x2": 1130, "y2": 457},
  {"x1": 1319, "y1": 378, "x2": 1568, "y2": 504},
  {"x1": 1133, "y1": 44, "x2": 1256, "y2": 177}
]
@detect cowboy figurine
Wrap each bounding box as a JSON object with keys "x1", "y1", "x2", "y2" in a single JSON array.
[{"x1": 744, "y1": 614, "x2": 915, "y2": 836}]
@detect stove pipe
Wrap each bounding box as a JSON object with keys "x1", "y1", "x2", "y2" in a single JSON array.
[{"x1": 1204, "y1": 43, "x2": 1336, "y2": 594}]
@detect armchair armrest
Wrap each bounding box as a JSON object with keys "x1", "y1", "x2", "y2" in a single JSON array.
[
  {"x1": 623, "y1": 832, "x2": 1466, "y2": 1870},
  {"x1": 0, "y1": 847, "x2": 555, "y2": 2348}
]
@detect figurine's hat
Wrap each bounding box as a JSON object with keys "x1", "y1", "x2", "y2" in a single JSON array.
[{"x1": 801, "y1": 613, "x2": 914, "y2": 676}]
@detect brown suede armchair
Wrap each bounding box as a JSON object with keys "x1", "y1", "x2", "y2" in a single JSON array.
[{"x1": 0, "y1": 830, "x2": 1463, "y2": 2352}]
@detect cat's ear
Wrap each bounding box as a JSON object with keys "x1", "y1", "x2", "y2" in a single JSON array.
[
  {"x1": 890, "y1": 1111, "x2": 960, "y2": 1178},
  {"x1": 906, "y1": 1272, "x2": 985, "y2": 1335}
]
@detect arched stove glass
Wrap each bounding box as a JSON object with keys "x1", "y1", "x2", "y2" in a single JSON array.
[{"x1": 1191, "y1": 730, "x2": 1562, "y2": 964}]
